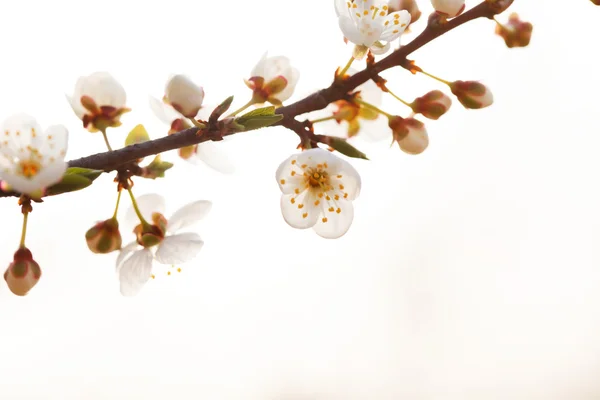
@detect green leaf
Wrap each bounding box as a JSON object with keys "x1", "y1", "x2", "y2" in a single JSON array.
[
  {"x1": 235, "y1": 106, "x2": 276, "y2": 125},
  {"x1": 209, "y1": 96, "x2": 234, "y2": 123},
  {"x1": 124, "y1": 124, "x2": 150, "y2": 147},
  {"x1": 64, "y1": 167, "x2": 103, "y2": 182},
  {"x1": 327, "y1": 137, "x2": 369, "y2": 160},
  {"x1": 45, "y1": 174, "x2": 93, "y2": 196},
  {"x1": 236, "y1": 114, "x2": 283, "y2": 131},
  {"x1": 141, "y1": 155, "x2": 174, "y2": 179}
]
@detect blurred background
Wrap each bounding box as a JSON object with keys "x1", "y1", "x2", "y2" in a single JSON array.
[{"x1": 0, "y1": 0, "x2": 598, "y2": 398}]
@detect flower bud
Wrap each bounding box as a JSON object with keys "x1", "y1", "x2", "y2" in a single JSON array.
[
  {"x1": 246, "y1": 53, "x2": 300, "y2": 105},
  {"x1": 85, "y1": 218, "x2": 122, "y2": 254},
  {"x1": 411, "y1": 90, "x2": 452, "y2": 120},
  {"x1": 592, "y1": 0, "x2": 600, "y2": 5},
  {"x1": 133, "y1": 213, "x2": 167, "y2": 248},
  {"x1": 389, "y1": 116, "x2": 429, "y2": 155},
  {"x1": 4, "y1": 248, "x2": 41, "y2": 296},
  {"x1": 164, "y1": 75, "x2": 205, "y2": 118},
  {"x1": 431, "y1": 0, "x2": 465, "y2": 17},
  {"x1": 388, "y1": 0, "x2": 421, "y2": 25},
  {"x1": 495, "y1": 13, "x2": 533, "y2": 48},
  {"x1": 450, "y1": 81, "x2": 494, "y2": 109}
]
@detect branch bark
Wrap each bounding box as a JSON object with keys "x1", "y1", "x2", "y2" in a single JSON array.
[{"x1": 1, "y1": 1, "x2": 510, "y2": 198}]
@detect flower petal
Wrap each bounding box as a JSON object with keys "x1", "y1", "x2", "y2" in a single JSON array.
[
  {"x1": 275, "y1": 67, "x2": 300, "y2": 103},
  {"x1": 66, "y1": 94, "x2": 86, "y2": 119},
  {"x1": 295, "y1": 147, "x2": 343, "y2": 171},
  {"x1": 275, "y1": 154, "x2": 307, "y2": 194},
  {"x1": 36, "y1": 124, "x2": 68, "y2": 159},
  {"x1": 167, "y1": 200, "x2": 212, "y2": 233},
  {"x1": 338, "y1": 16, "x2": 364, "y2": 45},
  {"x1": 118, "y1": 248, "x2": 153, "y2": 297},
  {"x1": 312, "y1": 199, "x2": 354, "y2": 239},
  {"x1": 250, "y1": 51, "x2": 269, "y2": 77},
  {"x1": 33, "y1": 161, "x2": 67, "y2": 190},
  {"x1": 73, "y1": 72, "x2": 127, "y2": 109},
  {"x1": 123, "y1": 193, "x2": 166, "y2": 232},
  {"x1": 149, "y1": 95, "x2": 182, "y2": 125},
  {"x1": 330, "y1": 158, "x2": 361, "y2": 200},
  {"x1": 280, "y1": 191, "x2": 320, "y2": 229},
  {"x1": 154, "y1": 232, "x2": 204, "y2": 265},
  {"x1": 193, "y1": 141, "x2": 236, "y2": 174},
  {"x1": 116, "y1": 241, "x2": 140, "y2": 273}
]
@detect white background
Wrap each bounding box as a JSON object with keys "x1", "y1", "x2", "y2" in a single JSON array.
[{"x1": 0, "y1": 0, "x2": 598, "y2": 399}]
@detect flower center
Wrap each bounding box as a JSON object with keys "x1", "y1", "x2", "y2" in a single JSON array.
[
  {"x1": 306, "y1": 167, "x2": 330, "y2": 189},
  {"x1": 18, "y1": 160, "x2": 41, "y2": 179}
]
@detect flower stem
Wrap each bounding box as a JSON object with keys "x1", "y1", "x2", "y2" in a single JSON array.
[
  {"x1": 127, "y1": 188, "x2": 150, "y2": 228},
  {"x1": 112, "y1": 189, "x2": 122, "y2": 220},
  {"x1": 310, "y1": 115, "x2": 338, "y2": 124},
  {"x1": 355, "y1": 99, "x2": 393, "y2": 118},
  {"x1": 188, "y1": 118, "x2": 206, "y2": 129},
  {"x1": 100, "y1": 128, "x2": 113, "y2": 151},
  {"x1": 338, "y1": 56, "x2": 355, "y2": 78},
  {"x1": 226, "y1": 99, "x2": 256, "y2": 118},
  {"x1": 19, "y1": 211, "x2": 28, "y2": 249},
  {"x1": 419, "y1": 70, "x2": 452, "y2": 86},
  {"x1": 493, "y1": 16, "x2": 505, "y2": 29},
  {"x1": 387, "y1": 89, "x2": 413, "y2": 108}
]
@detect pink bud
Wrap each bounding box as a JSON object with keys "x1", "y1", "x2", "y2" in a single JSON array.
[
  {"x1": 495, "y1": 13, "x2": 533, "y2": 48},
  {"x1": 450, "y1": 81, "x2": 494, "y2": 109},
  {"x1": 388, "y1": 116, "x2": 429, "y2": 155},
  {"x1": 85, "y1": 218, "x2": 122, "y2": 254},
  {"x1": 4, "y1": 248, "x2": 42, "y2": 296},
  {"x1": 411, "y1": 90, "x2": 452, "y2": 120}
]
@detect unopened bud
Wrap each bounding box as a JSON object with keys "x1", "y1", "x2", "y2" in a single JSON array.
[
  {"x1": 431, "y1": 0, "x2": 465, "y2": 17},
  {"x1": 4, "y1": 248, "x2": 41, "y2": 296},
  {"x1": 411, "y1": 90, "x2": 452, "y2": 120},
  {"x1": 164, "y1": 75, "x2": 205, "y2": 118},
  {"x1": 450, "y1": 81, "x2": 494, "y2": 109},
  {"x1": 495, "y1": 13, "x2": 533, "y2": 48},
  {"x1": 388, "y1": 0, "x2": 421, "y2": 25},
  {"x1": 389, "y1": 116, "x2": 429, "y2": 155},
  {"x1": 85, "y1": 218, "x2": 122, "y2": 254}
]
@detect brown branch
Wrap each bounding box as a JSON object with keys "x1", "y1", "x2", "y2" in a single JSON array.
[{"x1": 0, "y1": 1, "x2": 511, "y2": 199}]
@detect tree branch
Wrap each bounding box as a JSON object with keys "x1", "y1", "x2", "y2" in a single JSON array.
[{"x1": 0, "y1": 0, "x2": 512, "y2": 199}]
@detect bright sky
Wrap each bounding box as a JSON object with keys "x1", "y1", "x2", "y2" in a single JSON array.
[{"x1": 0, "y1": 0, "x2": 599, "y2": 399}]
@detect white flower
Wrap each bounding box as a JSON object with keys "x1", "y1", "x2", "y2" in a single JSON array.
[
  {"x1": 307, "y1": 69, "x2": 388, "y2": 140},
  {"x1": 431, "y1": 0, "x2": 465, "y2": 17},
  {"x1": 0, "y1": 113, "x2": 68, "y2": 197},
  {"x1": 148, "y1": 96, "x2": 235, "y2": 174},
  {"x1": 163, "y1": 74, "x2": 205, "y2": 118},
  {"x1": 276, "y1": 148, "x2": 361, "y2": 239},
  {"x1": 246, "y1": 52, "x2": 300, "y2": 105},
  {"x1": 116, "y1": 193, "x2": 211, "y2": 296},
  {"x1": 335, "y1": 0, "x2": 411, "y2": 59},
  {"x1": 67, "y1": 71, "x2": 130, "y2": 132}
]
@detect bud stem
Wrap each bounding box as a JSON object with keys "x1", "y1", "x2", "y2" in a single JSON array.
[
  {"x1": 19, "y1": 211, "x2": 29, "y2": 249},
  {"x1": 310, "y1": 115, "x2": 338, "y2": 124},
  {"x1": 100, "y1": 127, "x2": 113, "y2": 152},
  {"x1": 386, "y1": 89, "x2": 413, "y2": 108},
  {"x1": 112, "y1": 189, "x2": 122, "y2": 220},
  {"x1": 354, "y1": 99, "x2": 393, "y2": 118},
  {"x1": 337, "y1": 56, "x2": 355, "y2": 79},
  {"x1": 127, "y1": 188, "x2": 151, "y2": 229},
  {"x1": 226, "y1": 99, "x2": 257, "y2": 118},
  {"x1": 419, "y1": 70, "x2": 451, "y2": 86}
]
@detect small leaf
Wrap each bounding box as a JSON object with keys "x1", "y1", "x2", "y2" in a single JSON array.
[
  {"x1": 237, "y1": 114, "x2": 283, "y2": 131},
  {"x1": 209, "y1": 96, "x2": 234, "y2": 123},
  {"x1": 235, "y1": 106, "x2": 275, "y2": 125},
  {"x1": 327, "y1": 137, "x2": 369, "y2": 160},
  {"x1": 64, "y1": 167, "x2": 103, "y2": 182},
  {"x1": 45, "y1": 174, "x2": 92, "y2": 196},
  {"x1": 141, "y1": 155, "x2": 174, "y2": 179},
  {"x1": 125, "y1": 124, "x2": 150, "y2": 147}
]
